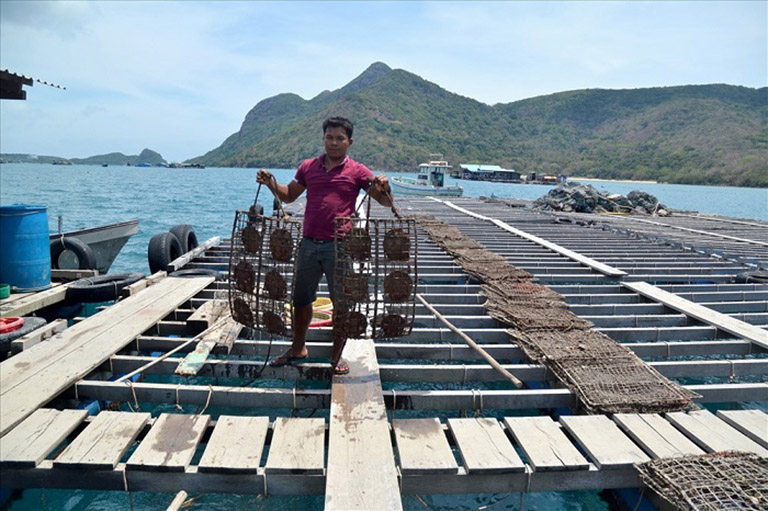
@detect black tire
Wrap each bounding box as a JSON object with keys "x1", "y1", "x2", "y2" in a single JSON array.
[
  {"x1": 50, "y1": 237, "x2": 97, "y2": 270},
  {"x1": 169, "y1": 268, "x2": 221, "y2": 280},
  {"x1": 66, "y1": 273, "x2": 145, "y2": 303},
  {"x1": 732, "y1": 271, "x2": 768, "y2": 284},
  {"x1": 169, "y1": 224, "x2": 198, "y2": 254},
  {"x1": 0, "y1": 316, "x2": 48, "y2": 351},
  {"x1": 148, "y1": 232, "x2": 183, "y2": 273}
]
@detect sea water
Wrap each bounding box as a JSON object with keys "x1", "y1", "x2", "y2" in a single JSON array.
[{"x1": 0, "y1": 163, "x2": 766, "y2": 510}]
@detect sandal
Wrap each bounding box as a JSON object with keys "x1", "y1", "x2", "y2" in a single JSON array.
[
  {"x1": 331, "y1": 358, "x2": 350, "y2": 375},
  {"x1": 269, "y1": 352, "x2": 307, "y2": 367}
]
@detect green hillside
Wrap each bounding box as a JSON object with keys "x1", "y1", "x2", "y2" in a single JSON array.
[{"x1": 189, "y1": 63, "x2": 768, "y2": 187}]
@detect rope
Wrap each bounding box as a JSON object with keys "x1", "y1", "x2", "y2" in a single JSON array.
[
  {"x1": 391, "y1": 389, "x2": 397, "y2": 421},
  {"x1": 122, "y1": 466, "x2": 130, "y2": 492},
  {"x1": 175, "y1": 384, "x2": 183, "y2": 411},
  {"x1": 197, "y1": 385, "x2": 214, "y2": 416},
  {"x1": 126, "y1": 380, "x2": 140, "y2": 412}
]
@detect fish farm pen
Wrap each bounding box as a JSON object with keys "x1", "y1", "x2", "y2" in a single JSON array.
[{"x1": 0, "y1": 196, "x2": 766, "y2": 510}]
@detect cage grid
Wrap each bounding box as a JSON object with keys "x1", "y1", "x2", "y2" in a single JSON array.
[
  {"x1": 228, "y1": 210, "x2": 302, "y2": 337},
  {"x1": 636, "y1": 452, "x2": 768, "y2": 510},
  {"x1": 334, "y1": 216, "x2": 418, "y2": 340}
]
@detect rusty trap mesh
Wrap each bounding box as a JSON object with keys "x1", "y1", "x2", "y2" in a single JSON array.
[
  {"x1": 333, "y1": 216, "x2": 417, "y2": 340},
  {"x1": 485, "y1": 303, "x2": 595, "y2": 331},
  {"x1": 228, "y1": 211, "x2": 302, "y2": 337},
  {"x1": 412, "y1": 213, "x2": 696, "y2": 414},
  {"x1": 509, "y1": 328, "x2": 633, "y2": 362},
  {"x1": 549, "y1": 356, "x2": 700, "y2": 414},
  {"x1": 636, "y1": 452, "x2": 768, "y2": 511}
]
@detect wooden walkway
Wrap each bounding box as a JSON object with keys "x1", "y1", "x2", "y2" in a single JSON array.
[
  {"x1": 1, "y1": 407, "x2": 765, "y2": 496},
  {"x1": 0, "y1": 196, "x2": 766, "y2": 508}
]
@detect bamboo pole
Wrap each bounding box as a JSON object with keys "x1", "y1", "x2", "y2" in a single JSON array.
[
  {"x1": 416, "y1": 294, "x2": 523, "y2": 388},
  {"x1": 166, "y1": 490, "x2": 188, "y2": 511}
]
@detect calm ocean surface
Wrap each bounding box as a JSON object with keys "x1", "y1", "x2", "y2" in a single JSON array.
[{"x1": 0, "y1": 163, "x2": 766, "y2": 510}]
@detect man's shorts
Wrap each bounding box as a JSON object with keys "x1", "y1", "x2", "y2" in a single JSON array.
[{"x1": 293, "y1": 238, "x2": 341, "y2": 307}]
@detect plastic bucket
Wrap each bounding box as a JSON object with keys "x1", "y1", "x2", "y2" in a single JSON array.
[{"x1": 0, "y1": 205, "x2": 52, "y2": 292}]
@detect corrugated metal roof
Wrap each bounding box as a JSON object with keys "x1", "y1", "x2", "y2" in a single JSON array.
[{"x1": 459, "y1": 164, "x2": 517, "y2": 173}]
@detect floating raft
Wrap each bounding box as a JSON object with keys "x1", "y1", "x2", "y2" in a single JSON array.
[{"x1": 1, "y1": 196, "x2": 766, "y2": 510}]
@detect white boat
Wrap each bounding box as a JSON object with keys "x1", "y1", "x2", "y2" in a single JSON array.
[{"x1": 390, "y1": 155, "x2": 463, "y2": 197}]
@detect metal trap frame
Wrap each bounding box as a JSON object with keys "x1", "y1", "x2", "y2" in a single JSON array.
[
  {"x1": 228, "y1": 208, "x2": 302, "y2": 338},
  {"x1": 333, "y1": 215, "x2": 418, "y2": 340}
]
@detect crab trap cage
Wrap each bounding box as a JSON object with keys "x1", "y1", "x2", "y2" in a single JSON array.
[
  {"x1": 228, "y1": 205, "x2": 303, "y2": 338},
  {"x1": 333, "y1": 216, "x2": 418, "y2": 340}
]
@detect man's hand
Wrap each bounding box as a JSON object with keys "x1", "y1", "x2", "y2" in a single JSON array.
[
  {"x1": 373, "y1": 174, "x2": 391, "y2": 195},
  {"x1": 257, "y1": 169, "x2": 274, "y2": 187}
]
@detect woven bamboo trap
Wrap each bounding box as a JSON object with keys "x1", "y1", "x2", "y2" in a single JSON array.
[
  {"x1": 333, "y1": 216, "x2": 418, "y2": 340},
  {"x1": 228, "y1": 208, "x2": 302, "y2": 337}
]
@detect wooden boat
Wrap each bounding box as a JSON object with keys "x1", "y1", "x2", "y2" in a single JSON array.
[{"x1": 390, "y1": 155, "x2": 463, "y2": 197}]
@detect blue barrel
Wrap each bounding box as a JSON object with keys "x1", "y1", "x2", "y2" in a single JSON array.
[{"x1": 0, "y1": 205, "x2": 52, "y2": 292}]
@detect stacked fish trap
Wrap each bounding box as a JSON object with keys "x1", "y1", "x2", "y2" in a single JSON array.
[
  {"x1": 333, "y1": 216, "x2": 417, "y2": 340},
  {"x1": 228, "y1": 203, "x2": 302, "y2": 337}
]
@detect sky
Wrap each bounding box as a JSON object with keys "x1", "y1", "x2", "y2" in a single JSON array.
[{"x1": 1, "y1": 1, "x2": 765, "y2": 163}]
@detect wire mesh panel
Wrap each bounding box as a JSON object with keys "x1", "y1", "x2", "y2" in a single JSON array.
[
  {"x1": 228, "y1": 210, "x2": 302, "y2": 338},
  {"x1": 334, "y1": 216, "x2": 417, "y2": 340},
  {"x1": 637, "y1": 452, "x2": 768, "y2": 511}
]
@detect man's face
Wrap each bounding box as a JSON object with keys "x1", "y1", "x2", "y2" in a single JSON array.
[{"x1": 324, "y1": 126, "x2": 352, "y2": 160}]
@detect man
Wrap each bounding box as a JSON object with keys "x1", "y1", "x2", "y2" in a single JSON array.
[{"x1": 256, "y1": 116, "x2": 392, "y2": 375}]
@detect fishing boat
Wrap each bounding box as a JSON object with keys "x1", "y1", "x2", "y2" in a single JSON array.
[
  {"x1": 390, "y1": 154, "x2": 463, "y2": 197},
  {"x1": 49, "y1": 219, "x2": 139, "y2": 274}
]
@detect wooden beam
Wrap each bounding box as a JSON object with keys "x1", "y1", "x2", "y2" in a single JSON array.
[
  {"x1": 622, "y1": 281, "x2": 768, "y2": 349},
  {"x1": 10, "y1": 319, "x2": 68, "y2": 354},
  {"x1": 325, "y1": 338, "x2": 402, "y2": 510},
  {"x1": 433, "y1": 198, "x2": 627, "y2": 278},
  {"x1": 167, "y1": 236, "x2": 221, "y2": 272},
  {"x1": 0, "y1": 283, "x2": 69, "y2": 318}
]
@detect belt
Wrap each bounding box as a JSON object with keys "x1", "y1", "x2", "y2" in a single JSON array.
[{"x1": 303, "y1": 236, "x2": 335, "y2": 244}]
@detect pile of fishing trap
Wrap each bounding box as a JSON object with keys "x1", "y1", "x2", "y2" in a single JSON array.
[
  {"x1": 414, "y1": 212, "x2": 697, "y2": 414},
  {"x1": 636, "y1": 451, "x2": 768, "y2": 510},
  {"x1": 228, "y1": 186, "x2": 417, "y2": 341}
]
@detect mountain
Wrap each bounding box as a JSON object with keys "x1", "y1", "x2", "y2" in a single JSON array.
[
  {"x1": 70, "y1": 148, "x2": 166, "y2": 166},
  {"x1": 189, "y1": 62, "x2": 767, "y2": 187},
  {"x1": 2, "y1": 148, "x2": 167, "y2": 166}
]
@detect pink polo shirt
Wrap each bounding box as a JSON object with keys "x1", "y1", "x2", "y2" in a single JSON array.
[{"x1": 294, "y1": 154, "x2": 373, "y2": 239}]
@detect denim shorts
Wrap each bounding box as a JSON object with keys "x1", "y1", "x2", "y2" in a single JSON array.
[{"x1": 293, "y1": 238, "x2": 340, "y2": 307}]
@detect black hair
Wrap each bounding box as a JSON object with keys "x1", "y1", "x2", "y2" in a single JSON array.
[{"x1": 322, "y1": 116, "x2": 353, "y2": 139}]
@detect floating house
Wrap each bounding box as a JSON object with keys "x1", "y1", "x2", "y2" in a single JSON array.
[{"x1": 458, "y1": 164, "x2": 522, "y2": 182}]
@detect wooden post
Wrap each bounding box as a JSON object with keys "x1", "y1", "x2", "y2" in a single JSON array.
[{"x1": 416, "y1": 294, "x2": 523, "y2": 388}]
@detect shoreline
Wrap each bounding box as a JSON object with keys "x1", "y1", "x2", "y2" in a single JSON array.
[{"x1": 569, "y1": 176, "x2": 659, "y2": 184}]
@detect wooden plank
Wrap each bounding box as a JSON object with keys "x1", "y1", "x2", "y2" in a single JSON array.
[
  {"x1": 392, "y1": 418, "x2": 458, "y2": 475},
  {"x1": 448, "y1": 418, "x2": 525, "y2": 473},
  {"x1": 612, "y1": 413, "x2": 703, "y2": 459},
  {"x1": 666, "y1": 410, "x2": 768, "y2": 456},
  {"x1": 434, "y1": 198, "x2": 627, "y2": 277},
  {"x1": 264, "y1": 417, "x2": 324, "y2": 475},
  {"x1": 54, "y1": 411, "x2": 151, "y2": 469},
  {"x1": 0, "y1": 283, "x2": 69, "y2": 318},
  {"x1": 186, "y1": 299, "x2": 227, "y2": 331},
  {"x1": 623, "y1": 281, "x2": 768, "y2": 349},
  {"x1": 126, "y1": 413, "x2": 210, "y2": 471},
  {"x1": 0, "y1": 409, "x2": 87, "y2": 468},
  {"x1": 0, "y1": 276, "x2": 213, "y2": 436},
  {"x1": 167, "y1": 236, "x2": 221, "y2": 272},
  {"x1": 10, "y1": 318, "x2": 68, "y2": 354},
  {"x1": 325, "y1": 338, "x2": 402, "y2": 511},
  {"x1": 166, "y1": 491, "x2": 188, "y2": 511},
  {"x1": 50, "y1": 269, "x2": 99, "y2": 280},
  {"x1": 176, "y1": 314, "x2": 242, "y2": 375},
  {"x1": 120, "y1": 270, "x2": 167, "y2": 298},
  {"x1": 716, "y1": 409, "x2": 768, "y2": 449},
  {"x1": 560, "y1": 415, "x2": 649, "y2": 469},
  {"x1": 503, "y1": 416, "x2": 589, "y2": 471},
  {"x1": 198, "y1": 415, "x2": 269, "y2": 473}
]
